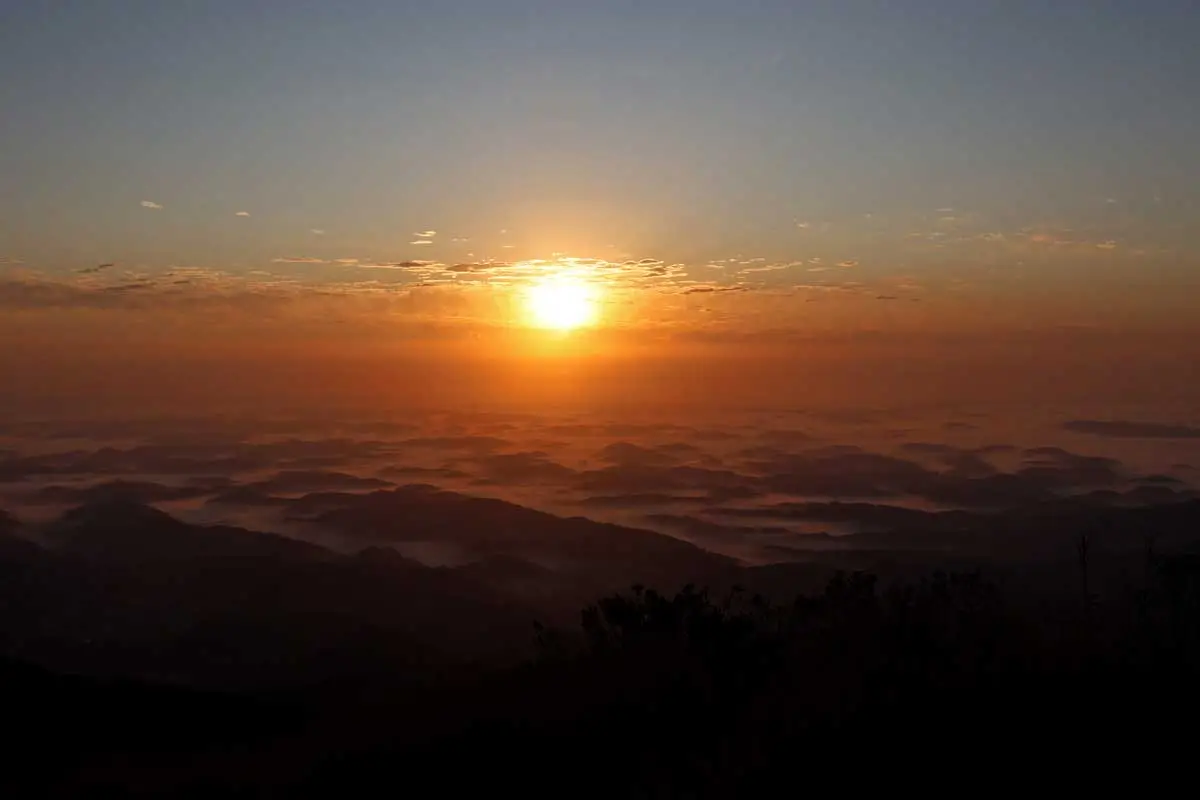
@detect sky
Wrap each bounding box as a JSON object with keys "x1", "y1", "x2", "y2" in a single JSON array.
[{"x1": 2, "y1": 1, "x2": 1199, "y2": 417}]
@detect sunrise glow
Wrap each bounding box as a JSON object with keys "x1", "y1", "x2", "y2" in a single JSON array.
[{"x1": 523, "y1": 278, "x2": 599, "y2": 331}]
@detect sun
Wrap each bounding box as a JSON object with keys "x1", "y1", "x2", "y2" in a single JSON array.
[{"x1": 523, "y1": 279, "x2": 598, "y2": 330}]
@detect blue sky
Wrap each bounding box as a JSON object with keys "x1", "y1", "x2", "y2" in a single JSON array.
[{"x1": 1, "y1": 1, "x2": 1198, "y2": 318}]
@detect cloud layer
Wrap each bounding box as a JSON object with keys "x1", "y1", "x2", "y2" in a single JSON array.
[{"x1": 3, "y1": 410, "x2": 1196, "y2": 564}]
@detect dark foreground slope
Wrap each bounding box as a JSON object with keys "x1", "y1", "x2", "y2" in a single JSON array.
[
  {"x1": 4, "y1": 495, "x2": 1200, "y2": 795},
  {"x1": 6, "y1": 560, "x2": 1200, "y2": 796},
  {"x1": 0, "y1": 494, "x2": 733, "y2": 688}
]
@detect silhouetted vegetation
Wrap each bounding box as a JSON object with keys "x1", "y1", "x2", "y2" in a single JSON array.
[{"x1": 7, "y1": 550, "x2": 1198, "y2": 795}]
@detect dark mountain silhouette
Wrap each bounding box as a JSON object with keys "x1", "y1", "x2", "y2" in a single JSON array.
[
  {"x1": 45, "y1": 497, "x2": 332, "y2": 564},
  {"x1": 4, "y1": 477, "x2": 1200, "y2": 795},
  {"x1": 8, "y1": 554, "x2": 1199, "y2": 795},
  {"x1": 1063, "y1": 419, "x2": 1200, "y2": 439},
  {"x1": 0, "y1": 513, "x2": 40, "y2": 563},
  {"x1": 206, "y1": 484, "x2": 292, "y2": 507},
  {"x1": 703, "y1": 496, "x2": 1200, "y2": 557},
  {"x1": 21, "y1": 479, "x2": 214, "y2": 506},
  {"x1": 0, "y1": 500, "x2": 539, "y2": 689},
  {"x1": 304, "y1": 485, "x2": 734, "y2": 588}
]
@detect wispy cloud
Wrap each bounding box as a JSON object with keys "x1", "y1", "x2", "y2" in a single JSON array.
[
  {"x1": 310, "y1": 228, "x2": 326, "y2": 235},
  {"x1": 272, "y1": 257, "x2": 328, "y2": 264},
  {"x1": 103, "y1": 280, "x2": 156, "y2": 293},
  {"x1": 681, "y1": 284, "x2": 748, "y2": 295},
  {"x1": 838, "y1": 260, "x2": 859, "y2": 268},
  {"x1": 77, "y1": 262, "x2": 115, "y2": 274},
  {"x1": 357, "y1": 260, "x2": 438, "y2": 270},
  {"x1": 414, "y1": 230, "x2": 437, "y2": 238},
  {"x1": 1096, "y1": 240, "x2": 1117, "y2": 250},
  {"x1": 411, "y1": 240, "x2": 434, "y2": 246},
  {"x1": 235, "y1": 211, "x2": 251, "y2": 217},
  {"x1": 362, "y1": 255, "x2": 690, "y2": 291},
  {"x1": 446, "y1": 262, "x2": 500, "y2": 273},
  {"x1": 738, "y1": 261, "x2": 798, "y2": 274},
  {"x1": 140, "y1": 200, "x2": 163, "y2": 210}
]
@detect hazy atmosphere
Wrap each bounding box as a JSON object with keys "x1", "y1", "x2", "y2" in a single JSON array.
[{"x1": 3, "y1": 2, "x2": 1199, "y2": 795}]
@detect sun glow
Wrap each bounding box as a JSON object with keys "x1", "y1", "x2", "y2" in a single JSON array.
[{"x1": 523, "y1": 278, "x2": 599, "y2": 330}]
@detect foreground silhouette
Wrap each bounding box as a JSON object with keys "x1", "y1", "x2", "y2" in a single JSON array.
[{"x1": 5, "y1": 549, "x2": 1199, "y2": 795}]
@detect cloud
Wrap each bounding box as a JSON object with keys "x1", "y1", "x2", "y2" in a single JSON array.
[
  {"x1": 838, "y1": 260, "x2": 859, "y2": 268},
  {"x1": 381, "y1": 255, "x2": 691, "y2": 291},
  {"x1": 3, "y1": 414, "x2": 1194, "y2": 575},
  {"x1": 446, "y1": 262, "x2": 502, "y2": 273},
  {"x1": 311, "y1": 229, "x2": 326, "y2": 235},
  {"x1": 1021, "y1": 230, "x2": 1109, "y2": 249},
  {"x1": 272, "y1": 257, "x2": 328, "y2": 264},
  {"x1": 400, "y1": 435, "x2": 512, "y2": 453},
  {"x1": 244, "y1": 470, "x2": 394, "y2": 494},
  {"x1": 77, "y1": 262, "x2": 115, "y2": 274},
  {"x1": 18, "y1": 479, "x2": 216, "y2": 506},
  {"x1": 578, "y1": 493, "x2": 710, "y2": 509},
  {"x1": 140, "y1": 200, "x2": 163, "y2": 210},
  {"x1": 731, "y1": 443, "x2": 1140, "y2": 508},
  {"x1": 1025, "y1": 232, "x2": 1062, "y2": 245},
  {"x1": 1063, "y1": 420, "x2": 1200, "y2": 440},
  {"x1": 235, "y1": 211, "x2": 251, "y2": 217},
  {"x1": 573, "y1": 463, "x2": 751, "y2": 495},
  {"x1": 738, "y1": 262, "x2": 797, "y2": 275},
  {"x1": 103, "y1": 281, "x2": 156, "y2": 293},
  {"x1": 410, "y1": 240, "x2": 433, "y2": 246},
  {"x1": 379, "y1": 465, "x2": 471, "y2": 480},
  {"x1": 0, "y1": 277, "x2": 140, "y2": 310},
  {"x1": 681, "y1": 284, "x2": 747, "y2": 295},
  {"x1": 414, "y1": 230, "x2": 437, "y2": 238},
  {"x1": 0, "y1": 268, "x2": 488, "y2": 319},
  {"x1": 472, "y1": 452, "x2": 577, "y2": 483},
  {"x1": 595, "y1": 442, "x2": 679, "y2": 468},
  {"x1": 358, "y1": 260, "x2": 438, "y2": 270}
]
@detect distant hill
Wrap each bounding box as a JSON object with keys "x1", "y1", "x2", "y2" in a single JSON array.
[
  {"x1": 304, "y1": 484, "x2": 734, "y2": 587},
  {"x1": 0, "y1": 500, "x2": 540, "y2": 689}
]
